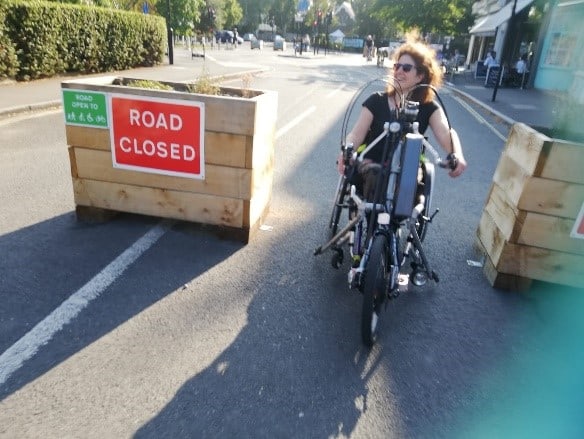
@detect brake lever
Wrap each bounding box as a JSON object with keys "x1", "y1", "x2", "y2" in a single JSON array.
[{"x1": 438, "y1": 153, "x2": 458, "y2": 170}]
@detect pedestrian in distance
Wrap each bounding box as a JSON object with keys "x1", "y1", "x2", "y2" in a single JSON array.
[
  {"x1": 364, "y1": 35, "x2": 374, "y2": 61},
  {"x1": 338, "y1": 36, "x2": 467, "y2": 199},
  {"x1": 483, "y1": 50, "x2": 497, "y2": 68},
  {"x1": 516, "y1": 53, "x2": 528, "y2": 74},
  {"x1": 232, "y1": 27, "x2": 238, "y2": 48}
]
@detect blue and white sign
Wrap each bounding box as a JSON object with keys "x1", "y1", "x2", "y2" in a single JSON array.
[{"x1": 297, "y1": 0, "x2": 312, "y2": 13}]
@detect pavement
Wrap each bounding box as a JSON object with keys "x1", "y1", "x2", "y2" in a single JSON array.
[
  {"x1": 0, "y1": 53, "x2": 559, "y2": 133},
  {"x1": 444, "y1": 68, "x2": 559, "y2": 133},
  {"x1": 0, "y1": 51, "x2": 269, "y2": 119}
]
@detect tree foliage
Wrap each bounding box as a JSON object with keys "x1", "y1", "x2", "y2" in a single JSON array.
[
  {"x1": 155, "y1": 0, "x2": 203, "y2": 35},
  {"x1": 222, "y1": 0, "x2": 243, "y2": 29},
  {"x1": 45, "y1": 0, "x2": 477, "y2": 40},
  {"x1": 373, "y1": 0, "x2": 474, "y2": 38}
]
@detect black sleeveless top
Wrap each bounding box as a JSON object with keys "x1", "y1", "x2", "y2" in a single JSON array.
[{"x1": 362, "y1": 92, "x2": 439, "y2": 163}]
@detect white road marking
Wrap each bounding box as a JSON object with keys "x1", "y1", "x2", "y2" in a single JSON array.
[
  {"x1": 325, "y1": 83, "x2": 345, "y2": 99},
  {"x1": 451, "y1": 94, "x2": 507, "y2": 141},
  {"x1": 0, "y1": 221, "x2": 171, "y2": 386},
  {"x1": 276, "y1": 105, "x2": 316, "y2": 139}
]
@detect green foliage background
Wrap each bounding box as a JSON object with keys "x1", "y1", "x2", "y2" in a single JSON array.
[
  {"x1": 0, "y1": 0, "x2": 479, "y2": 81},
  {"x1": 0, "y1": 0, "x2": 166, "y2": 81}
]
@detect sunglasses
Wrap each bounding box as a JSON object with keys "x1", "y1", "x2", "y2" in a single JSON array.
[{"x1": 393, "y1": 63, "x2": 416, "y2": 73}]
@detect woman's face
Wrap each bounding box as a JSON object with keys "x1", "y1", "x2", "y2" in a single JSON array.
[{"x1": 393, "y1": 54, "x2": 424, "y2": 91}]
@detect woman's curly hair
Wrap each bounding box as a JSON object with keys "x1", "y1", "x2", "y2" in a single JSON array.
[{"x1": 387, "y1": 38, "x2": 443, "y2": 104}]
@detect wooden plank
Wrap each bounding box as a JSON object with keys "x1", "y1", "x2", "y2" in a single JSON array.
[
  {"x1": 492, "y1": 151, "x2": 531, "y2": 207},
  {"x1": 518, "y1": 212, "x2": 584, "y2": 256},
  {"x1": 68, "y1": 147, "x2": 79, "y2": 178},
  {"x1": 67, "y1": 125, "x2": 250, "y2": 169},
  {"x1": 518, "y1": 177, "x2": 584, "y2": 219},
  {"x1": 247, "y1": 163, "x2": 273, "y2": 228},
  {"x1": 205, "y1": 132, "x2": 248, "y2": 168},
  {"x1": 73, "y1": 178, "x2": 244, "y2": 227},
  {"x1": 66, "y1": 125, "x2": 111, "y2": 151},
  {"x1": 73, "y1": 147, "x2": 252, "y2": 199},
  {"x1": 476, "y1": 209, "x2": 508, "y2": 265},
  {"x1": 539, "y1": 139, "x2": 584, "y2": 185},
  {"x1": 496, "y1": 242, "x2": 584, "y2": 288},
  {"x1": 482, "y1": 183, "x2": 525, "y2": 241},
  {"x1": 62, "y1": 79, "x2": 267, "y2": 136},
  {"x1": 503, "y1": 123, "x2": 551, "y2": 175},
  {"x1": 482, "y1": 248, "x2": 533, "y2": 291},
  {"x1": 72, "y1": 129, "x2": 250, "y2": 169}
]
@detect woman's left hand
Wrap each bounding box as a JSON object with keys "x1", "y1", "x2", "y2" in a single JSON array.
[{"x1": 448, "y1": 154, "x2": 467, "y2": 178}]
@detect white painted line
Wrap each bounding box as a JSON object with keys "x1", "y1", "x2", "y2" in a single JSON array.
[
  {"x1": 0, "y1": 221, "x2": 171, "y2": 386},
  {"x1": 325, "y1": 83, "x2": 345, "y2": 99},
  {"x1": 276, "y1": 105, "x2": 316, "y2": 139},
  {"x1": 451, "y1": 94, "x2": 507, "y2": 141}
]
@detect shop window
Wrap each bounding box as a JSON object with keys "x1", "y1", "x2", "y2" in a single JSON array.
[{"x1": 544, "y1": 32, "x2": 577, "y2": 67}]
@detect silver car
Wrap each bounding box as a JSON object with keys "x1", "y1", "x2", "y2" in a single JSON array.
[{"x1": 273, "y1": 35, "x2": 286, "y2": 51}]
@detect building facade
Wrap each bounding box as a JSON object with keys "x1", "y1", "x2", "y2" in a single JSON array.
[
  {"x1": 534, "y1": 0, "x2": 584, "y2": 97},
  {"x1": 467, "y1": 0, "x2": 583, "y2": 94}
]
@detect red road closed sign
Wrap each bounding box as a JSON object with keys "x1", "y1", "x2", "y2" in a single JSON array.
[
  {"x1": 571, "y1": 201, "x2": 584, "y2": 239},
  {"x1": 110, "y1": 94, "x2": 205, "y2": 179}
]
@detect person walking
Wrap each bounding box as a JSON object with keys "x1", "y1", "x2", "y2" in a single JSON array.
[
  {"x1": 232, "y1": 27, "x2": 238, "y2": 48},
  {"x1": 364, "y1": 35, "x2": 374, "y2": 61}
]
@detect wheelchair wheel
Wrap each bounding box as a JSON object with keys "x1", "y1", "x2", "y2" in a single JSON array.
[
  {"x1": 329, "y1": 174, "x2": 350, "y2": 237},
  {"x1": 361, "y1": 234, "x2": 388, "y2": 347}
]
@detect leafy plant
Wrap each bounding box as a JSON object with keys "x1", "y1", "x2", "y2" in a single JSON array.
[
  {"x1": 186, "y1": 70, "x2": 221, "y2": 95},
  {"x1": 124, "y1": 79, "x2": 174, "y2": 90},
  {"x1": 241, "y1": 73, "x2": 252, "y2": 98}
]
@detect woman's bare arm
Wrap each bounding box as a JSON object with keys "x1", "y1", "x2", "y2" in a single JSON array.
[{"x1": 428, "y1": 106, "x2": 467, "y2": 178}]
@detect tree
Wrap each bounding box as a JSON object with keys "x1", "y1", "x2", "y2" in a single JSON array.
[
  {"x1": 156, "y1": 0, "x2": 204, "y2": 36},
  {"x1": 374, "y1": 0, "x2": 474, "y2": 39},
  {"x1": 222, "y1": 0, "x2": 243, "y2": 29}
]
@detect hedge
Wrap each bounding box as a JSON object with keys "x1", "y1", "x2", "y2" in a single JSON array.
[{"x1": 0, "y1": 0, "x2": 166, "y2": 81}]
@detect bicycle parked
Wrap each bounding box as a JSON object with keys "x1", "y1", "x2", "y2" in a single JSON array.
[{"x1": 314, "y1": 78, "x2": 459, "y2": 347}]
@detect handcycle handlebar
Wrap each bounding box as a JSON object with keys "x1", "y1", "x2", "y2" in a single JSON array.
[
  {"x1": 420, "y1": 136, "x2": 458, "y2": 171},
  {"x1": 342, "y1": 119, "x2": 457, "y2": 172}
]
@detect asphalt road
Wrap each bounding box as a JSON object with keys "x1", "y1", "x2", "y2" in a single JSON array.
[{"x1": 1, "y1": 46, "x2": 582, "y2": 439}]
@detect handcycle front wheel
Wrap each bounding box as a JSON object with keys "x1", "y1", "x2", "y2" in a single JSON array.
[{"x1": 361, "y1": 234, "x2": 389, "y2": 347}]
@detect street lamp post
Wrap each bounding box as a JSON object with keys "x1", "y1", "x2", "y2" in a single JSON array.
[
  {"x1": 166, "y1": 0, "x2": 174, "y2": 65},
  {"x1": 492, "y1": 0, "x2": 518, "y2": 102}
]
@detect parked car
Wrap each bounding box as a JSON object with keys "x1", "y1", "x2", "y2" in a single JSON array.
[
  {"x1": 273, "y1": 35, "x2": 286, "y2": 51},
  {"x1": 250, "y1": 37, "x2": 263, "y2": 50},
  {"x1": 236, "y1": 35, "x2": 244, "y2": 44},
  {"x1": 215, "y1": 30, "x2": 234, "y2": 44},
  {"x1": 242, "y1": 33, "x2": 255, "y2": 42}
]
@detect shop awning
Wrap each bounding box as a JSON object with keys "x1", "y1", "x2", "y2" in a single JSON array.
[{"x1": 470, "y1": 0, "x2": 534, "y2": 37}]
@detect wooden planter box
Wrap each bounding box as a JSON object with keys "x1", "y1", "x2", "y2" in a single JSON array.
[
  {"x1": 61, "y1": 76, "x2": 277, "y2": 243},
  {"x1": 475, "y1": 123, "x2": 584, "y2": 291}
]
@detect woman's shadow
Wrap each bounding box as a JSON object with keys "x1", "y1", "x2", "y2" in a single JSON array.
[{"x1": 133, "y1": 239, "x2": 382, "y2": 438}]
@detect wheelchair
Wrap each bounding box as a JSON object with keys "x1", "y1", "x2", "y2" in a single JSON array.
[
  {"x1": 314, "y1": 78, "x2": 457, "y2": 346},
  {"x1": 326, "y1": 137, "x2": 436, "y2": 274}
]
